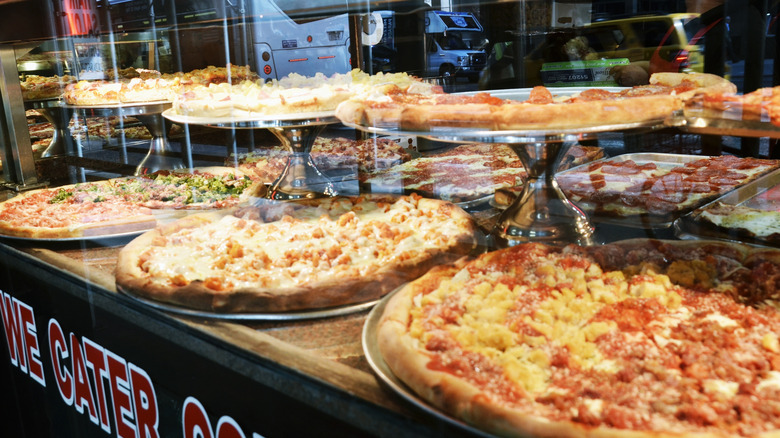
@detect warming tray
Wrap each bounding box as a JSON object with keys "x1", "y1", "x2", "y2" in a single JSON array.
[{"x1": 674, "y1": 167, "x2": 780, "y2": 247}]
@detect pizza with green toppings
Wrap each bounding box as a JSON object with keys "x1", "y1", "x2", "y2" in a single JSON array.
[{"x1": 0, "y1": 167, "x2": 261, "y2": 239}]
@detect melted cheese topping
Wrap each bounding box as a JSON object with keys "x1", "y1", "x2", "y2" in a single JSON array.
[
  {"x1": 140, "y1": 196, "x2": 472, "y2": 290},
  {"x1": 402, "y1": 243, "x2": 780, "y2": 435},
  {"x1": 173, "y1": 69, "x2": 434, "y2": 118},
  {"x1": 701, "y1": 203, "x2": 780, "y2": 238}
]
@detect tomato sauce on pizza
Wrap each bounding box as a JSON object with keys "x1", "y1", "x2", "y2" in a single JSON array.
[{"x1": 377, "y1": 240, "x2": 780, "y2": 438}]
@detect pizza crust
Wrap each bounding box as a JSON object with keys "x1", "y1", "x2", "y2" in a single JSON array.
[
  {"x1": 376, "y1": 240, "x2": 780, "y2": 438},
  {"x1": 650, "y1": 72, "x2": 737, "y2": 99},
  {"x1": 116, "y1": 196, "x2": 480, "y2": 313},
  {"x1": 337, "y1": 72, "x2": 735, "y2": 132}
]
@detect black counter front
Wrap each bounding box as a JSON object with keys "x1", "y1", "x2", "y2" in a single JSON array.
[{"x1": 0, "y1": 241, "x2": 485, "y2": 438}]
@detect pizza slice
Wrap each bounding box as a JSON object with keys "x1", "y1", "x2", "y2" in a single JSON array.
[{"x1": 336, "y1": 72, "x2": 736, "y2": 131}]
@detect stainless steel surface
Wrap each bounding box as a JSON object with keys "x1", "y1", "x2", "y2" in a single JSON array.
[
  {"x1": 0, "y1": 44, "x2": 39, "y2": 188},
  {"x1": 361, "y1": 289, "x2": 494, "y2": 438},
  {"x1": 119, "y1": 285, "x2": 379, "y2": 321},
  {"x1": 163, "y1": 109, "x2": 340, "y2": 200}
]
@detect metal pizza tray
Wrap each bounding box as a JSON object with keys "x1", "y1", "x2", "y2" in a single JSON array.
[
  {"x1": 667, "y1": 107, "x2": 780, "y2": 139},
  {"x1": 162, "y1": 108, "x2": 338, "y2": 128},
  {"x1": 556, "y1": 153, "x2": 746, "y2": 229},
  {"x1": 674, "y1": 167, "x2": 780, "y2": 248},
  {"x1": 118, "y1": 285, "x2": 380, "y2": 321},
  {"x1": 361, "y1": 288, "x2": 495, "y2": 438}
]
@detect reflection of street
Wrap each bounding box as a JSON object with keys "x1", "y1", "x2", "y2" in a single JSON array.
[{"x1": 728, "y1": 58, "x2": 775, "y2": 91}]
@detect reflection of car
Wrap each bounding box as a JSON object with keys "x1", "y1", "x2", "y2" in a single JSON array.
[{"x1": 517, "y1": 14, "x2": 706, "y2": 87}]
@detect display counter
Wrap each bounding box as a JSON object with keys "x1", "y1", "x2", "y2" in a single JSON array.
[{"x1": 1, "y1": 228, "x2": 486, "y2": 437}]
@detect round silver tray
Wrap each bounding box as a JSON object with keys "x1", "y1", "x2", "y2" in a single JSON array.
[
  {"x1": 342, "y1": 118, "x2": 665, "y2": 144},
  {"x1": 63, "y1": 101, "x2": 172, "y2": 117},
  {"x1": 0, "y1": 229, "x2": 148, "y2": 243},
  {"x1": 362, "y1": 289, "x2": 494, "y2": 438},
  {"x1": 162, "y1": 108, "x2": 338, "y2": 128},
  {"x1": 118, "y1": 285, "x2": 379, "y2": 321},
  {"x1": 24, "y1": 98, "x2": 64, "y2": 109}
]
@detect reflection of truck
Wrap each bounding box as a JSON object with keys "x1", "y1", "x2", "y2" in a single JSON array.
[
  {"x1": 424, "y1": 10, "x2": 487, "y2": 81},
  {"x1": 249, "y1": 0, "x2": 351, "y2": 80},
  {"x1": 373, "y1": 10, "x2": 487, "y2": 81}
]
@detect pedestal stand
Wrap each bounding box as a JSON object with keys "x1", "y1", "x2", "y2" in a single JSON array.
[{"x1": 492, "y1": 139, "x2": 594, "y2": 247}]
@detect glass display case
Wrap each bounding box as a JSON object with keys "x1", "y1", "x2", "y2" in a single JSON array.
[{"x1": 2, "y1": 1, "x2": 780, "y2": 437}]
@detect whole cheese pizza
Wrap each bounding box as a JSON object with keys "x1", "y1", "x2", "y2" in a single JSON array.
[
  {"x1": 336, "y1": 72, "x2": 735, "y2": 131},
  {"x1": 556, "y1": 154, "x2": 779, "y2": 219},
  {"x1": 62, "y1": 64, "x2": 259, "y2": 106},
  {"x1": 171, "y1": 69, "x2": 438, "y2": 119},
  {"x1": 0, "y1": 167, "x2": 259, "y2": 239},
  {"x1": 377, "y1": 239, "x2": 780, "y2": 438},
  {"x1": 115, "y1": 194, "x2": 479, "y2": 313}
]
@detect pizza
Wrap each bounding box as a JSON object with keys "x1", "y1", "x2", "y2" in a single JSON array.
[
  {"x1": 63, "y1": 76, "x2": 182, "y2": 105},
  {"x1": 690, "y1": 85, "x2": 780, "y2": 126},
  {"x1": 115, "y1": 194, "x2": 480, "y2": 313},
  {"x1": 20, "y1": 74, "x2": 77, "y2": 100},
  {"x1": 362, "y1": 143, "x2": 603, "y2": 203},
  {"x1": 555, "y1": 155, "x2": 779, "y2": 219},
  {"x1": 376, "y1": 239, "x2": 780, "y2": 438},
  {"x1": 691, "y1": 201, "x2": 780, "y2": 246},
  {"x1": 336, "y1": 72, "x2": 735, "y2": 131},
  {"x1": 63, "y1": 64, "x2": 258, "y2": 106},
  {"x1": 232, "y1": 136, "x2": 412, "y2": 182},
  {"x1": 172, "y1": 69, "x2": 437, "y2": 118},
  {"x1": 0, "y1": 167, "x2": 259, "y2": 239}
]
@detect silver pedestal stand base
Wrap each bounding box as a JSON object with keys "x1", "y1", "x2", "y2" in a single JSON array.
[
  {"x1": 266, "y1": 124, "x2": 337, "y2": 200},
  {"x1": 492, "y1": 140, "x2": 595, "y2": 248},
  {"x1": 133, "y1": 112, "x2": 185, "y2": 176}
]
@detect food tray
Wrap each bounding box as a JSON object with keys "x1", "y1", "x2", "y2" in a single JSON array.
[
  {"x1": 667, "y1": 107, "x2": 780, "y2": 139},
  {"x1": 555, "y1": 153, "x2": 750, "y2": 229},
  {"x1": 118, "y1": 286, "x2": 379, "y2": 321},
  {"x1": 162, "y1": 108, "x2": 338, "y2": 128},
  {"x1": 361, "y1": 288, "x2": 494, "y2": 438},
  {"x1": 674, "y1": 167, "x2": 780, "y2": 247}
]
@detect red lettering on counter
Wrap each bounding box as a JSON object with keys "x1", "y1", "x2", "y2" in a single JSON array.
[
  {"x1": 83, "y1": 338, "x2": 111, "y2": 433},
  {"x1": 216, "y1": 417, "x2": 246, "y2": 438},
  {"x1": 107, "y1": 351, "x2": 137, "y2": 438},
  {"x1": 183, "y1": 396, "x2": 214, "y2": 438},
  {"x1": 48, "y1": 319, "x2": 73, "y2": 405},
  {"x1": 2, "y1": 292, "x2": 26, "y2": 371},
  {"x1": 70, "y1": 332, "x2": 98, "y2": 424},
  {"x1": 1, "y1": 293, "x2": 45, "y2": 386},
  {"x1": 129, "y1": 364, "x2": 159, "y2": 438}
]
